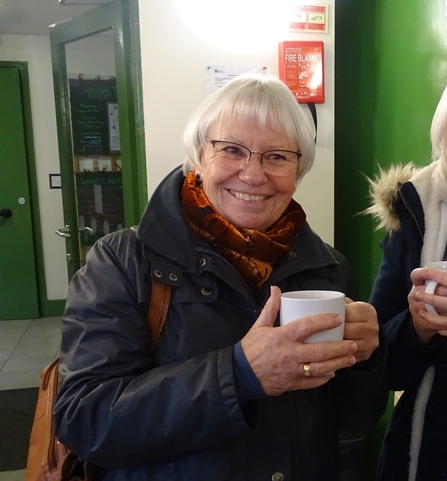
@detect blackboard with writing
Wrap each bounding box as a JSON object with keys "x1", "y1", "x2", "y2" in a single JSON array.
[{"x1": 69, "y1": 78, "x2": 118, "y2": 156}]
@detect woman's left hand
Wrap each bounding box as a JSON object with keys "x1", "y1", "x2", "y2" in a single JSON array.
[{"x1": 344, "y1": 299, "x2": 380, "y2": 362}]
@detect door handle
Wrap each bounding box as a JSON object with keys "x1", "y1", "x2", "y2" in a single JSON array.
[
  {"x1": 55, "y1": 226, "x2": 71, "y2": 238},
  {"x1": 56, "y1": 226, "x2": 94, "y2": 238},
  {"x1": 0, "y1": 208, "x2": 13, "y2": 219}
]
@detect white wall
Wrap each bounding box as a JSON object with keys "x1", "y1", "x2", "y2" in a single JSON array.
[{"x1": 138, "y1": 0, "x2": 335, "y2": 244}]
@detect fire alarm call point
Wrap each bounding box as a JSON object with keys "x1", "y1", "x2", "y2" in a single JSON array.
[{"x1": 278, "y1": 41, "x2": 324, "y2": 103}]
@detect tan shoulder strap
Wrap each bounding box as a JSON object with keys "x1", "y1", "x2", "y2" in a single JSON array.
[{"x1": 147, "y1": 279, "x2": 172, "y2": 351}]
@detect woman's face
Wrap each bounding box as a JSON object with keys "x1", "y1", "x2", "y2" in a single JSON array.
[{"x1": 196, "y1": 117, "x2": 299, "y2": 232}]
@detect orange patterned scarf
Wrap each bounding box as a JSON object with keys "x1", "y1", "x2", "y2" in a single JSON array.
[{"x1": 181, "y1": 171, "x2": 306, "y2": 292}]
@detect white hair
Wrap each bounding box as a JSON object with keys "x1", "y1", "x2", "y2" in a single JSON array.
[{"x1": 182, "y1": 73, "x2": 316, "y2": 181}]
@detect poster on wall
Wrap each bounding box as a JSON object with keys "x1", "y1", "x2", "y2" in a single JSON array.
[
  {"x1": 278, "y1": 41, "x2": 325, "y2": 103},
  {"x1": 206, "y1": 65, "x2": 267, "y2": 94}
]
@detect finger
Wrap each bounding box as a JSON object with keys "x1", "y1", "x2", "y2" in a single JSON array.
[
  {"x1": 345, "y1": 297, "x2": 354, "y2": 304},
  {"x1": 411, "y1": 267, "x2": 447, "y2": 287},
  {"x1": 418, "y1": 309, "x2": 447, "y2": 330},
  {"x1": 281, "y1": 314, "x2": 344, "y2": 342},
  {"x1": 411, "y1": 267, "x2": 432, "y2": 286},
  {"x1": 415, "y1": 291, "x2": 447, "y2": 315},
  {"x1": 345, "y1": 301, "x2": 377, "y2": 325},
  {"x1": 293, "y1": 339, "x2": 358, "y2": 363},
  {"x1": 305, "y1": 354, "x2": 357, "y2": 376},
  {"x1": 252, "y1": 286, "x2": 281, "y2": 329}
]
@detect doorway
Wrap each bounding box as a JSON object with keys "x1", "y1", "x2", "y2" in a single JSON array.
[{"x1": 50, "y1": 0, "x2": 146, "y2": 279}]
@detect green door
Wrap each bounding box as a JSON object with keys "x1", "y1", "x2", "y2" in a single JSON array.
[{"x1": 0, "y1": 67, "x2": 39, "y2": 320}]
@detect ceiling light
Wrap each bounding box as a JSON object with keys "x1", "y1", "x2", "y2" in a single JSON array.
[{"x1": 59, "y1": 0, "x2": 114, "y2": 5}]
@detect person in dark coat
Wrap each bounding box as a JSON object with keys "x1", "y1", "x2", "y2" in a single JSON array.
[
  {"x1": 366, "y1": 84, "x2": 447, "y2": 481},
  {"x1": 54, "y1": 73, "x2": 387, "y2": 481}
]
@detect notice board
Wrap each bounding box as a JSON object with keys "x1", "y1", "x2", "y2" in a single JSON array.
[{"x1": 69, "y1": 78, "x2": 119, "y2": 156}]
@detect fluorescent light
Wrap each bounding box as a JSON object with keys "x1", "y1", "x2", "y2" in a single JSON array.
[{"x1": 59, "y1": 0, "x2": 114, "y2": 5}]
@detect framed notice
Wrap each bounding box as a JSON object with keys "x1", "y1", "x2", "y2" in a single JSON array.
[{"x1": 288, "y1": 5, "x2": 328, "y2": 33}]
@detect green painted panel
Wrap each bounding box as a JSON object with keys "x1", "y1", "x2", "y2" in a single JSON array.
[
  {"x1": 0, "y1": 67, "x2": 39, "y2": 319},
  {"x1": 335, "y1": 0, "x2": 447, "y2": 301}
]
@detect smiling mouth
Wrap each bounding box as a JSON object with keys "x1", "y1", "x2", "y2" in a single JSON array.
[{"x1": 229, "y1": 190, "x2": 266, "y2": 202}]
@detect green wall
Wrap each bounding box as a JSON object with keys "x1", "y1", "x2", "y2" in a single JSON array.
[
  {"x1": 334, "y1": 1, "x2": 447, "y2": 478},
  {"x1": 335, "y1": 0, "x2": 447, "y2": 301}
]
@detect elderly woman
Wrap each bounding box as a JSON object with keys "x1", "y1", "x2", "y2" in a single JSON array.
[{"x1": 54, "y1": 74, "x2": 387, "y2": 481}]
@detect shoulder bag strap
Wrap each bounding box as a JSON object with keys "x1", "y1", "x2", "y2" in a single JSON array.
[{"x1": 147, "y1": 279, "x2": 172, "y2": 351}]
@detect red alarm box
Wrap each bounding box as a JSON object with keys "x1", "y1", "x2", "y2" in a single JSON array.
[{"x1": 278, "y1": 41, "x2": 324, "y2": 103}]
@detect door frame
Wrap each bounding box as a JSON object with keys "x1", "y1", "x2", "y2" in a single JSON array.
[
  {"x1": 50, "y1": 0, "x2": 147, "y2": 278},
  {"x1": 0, "y1": 61, "x2": 62, "y2": 317}
]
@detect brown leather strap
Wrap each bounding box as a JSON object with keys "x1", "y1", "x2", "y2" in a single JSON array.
[{"x1": 147, "y1": 279, "x2": 172, "y2": 351}]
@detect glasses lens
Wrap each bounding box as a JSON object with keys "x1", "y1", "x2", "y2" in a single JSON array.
[
  {"x1": 262, "y1": 151, "x2": 298, "y2": 168},
  {"x1": 212, "y1": 141, "x2": 250, "y2": 167}
]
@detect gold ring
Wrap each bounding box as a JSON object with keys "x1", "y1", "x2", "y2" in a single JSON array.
[{"x1": 303, "y1": 363, "x2": 311, "y2": 377}]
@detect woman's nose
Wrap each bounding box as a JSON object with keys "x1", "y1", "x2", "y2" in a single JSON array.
[{"x1": 239, "y1": 153, "x2": 268, "y2": 184}]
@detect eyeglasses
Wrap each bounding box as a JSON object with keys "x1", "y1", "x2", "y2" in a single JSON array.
[{"x1": 206, "y1": 139, "x2": 301, "y2": 174}]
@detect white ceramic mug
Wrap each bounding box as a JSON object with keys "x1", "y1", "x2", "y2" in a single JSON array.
[
  {"x1": 280, "y1": 290, "x2": 345, "y2": 343},
  {"x1": 424, "y1": 261, "x2": 447, "y2": 315}
]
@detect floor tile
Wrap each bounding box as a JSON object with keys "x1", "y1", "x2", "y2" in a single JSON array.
[
  {"x1": 0, "y1": 371, "x2": 41, "y2": 390},
  {"x1": 0, "y1": 469, "x2": 26, "y2": 481},
  {"x1": 1, "y1": 353, "x2": 55, "y2": 375}
]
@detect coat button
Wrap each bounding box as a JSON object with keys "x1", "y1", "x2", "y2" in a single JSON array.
[
  {"x1": 201, "y1": 287, "x2": 213, "y2": 296},
  {"x1": 168, "y1": 273, "x2": 178, "y2": 282},
  {"x1": 154, "y1": 269, "x2": 163, "y2": 278},
  {"x1": 289, "y1": 252, "x2": 297, "y2": 257},
  {"x1": 200, "y1": 258, "x2": 207, "y2": 267},
  {"x1": 272, "y1": 473, "x2": 284, "y2": 481}
]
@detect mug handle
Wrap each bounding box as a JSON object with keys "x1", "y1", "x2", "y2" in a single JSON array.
[{"x1": 425, "y1": 280, "x2": 439, "y2": 315}]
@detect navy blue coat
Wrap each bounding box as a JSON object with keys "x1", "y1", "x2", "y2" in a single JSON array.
[
  {"x1": 370, "y1": 181, "x2": 446, "y2": 481},
  {"x1": 55, "y1": 166, "x2": 388, "y2": 481}
]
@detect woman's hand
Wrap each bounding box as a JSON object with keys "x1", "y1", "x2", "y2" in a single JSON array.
[
  {"x1": 408, "y1": 267, "x2": 447, "y2": 344},
  {"x1": 344, "y1": 299, "x2": 380, "y2": 362},
  {"x1": 240, "y1": 286, "x2": 358, "y2": 397}
]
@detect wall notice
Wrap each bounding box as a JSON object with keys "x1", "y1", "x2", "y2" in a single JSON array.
[
  {"x1": 278, "y1": 41, "x2": 325, "y2": 103},
  {"x1": 288, "y1": 5, "x2": 328, "y2": 33},
  {"x1": 206, "y1": 65, "x2": 266, "y2": 95}
]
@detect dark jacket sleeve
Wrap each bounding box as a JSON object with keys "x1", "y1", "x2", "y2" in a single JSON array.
[
  {"x1": 326, "y1": 247, "x2": 389, "y2": 433},
  {"x1": 369, "y1": 229, "x2": 444, "y2": 391},
  {"x1": 54, "y1": 231, "x2": 249, "y2": 469}
]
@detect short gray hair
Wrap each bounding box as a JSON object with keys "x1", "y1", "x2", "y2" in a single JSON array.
[{"x1": 182, "y1": 73, "x2": 316, "y2": 181}]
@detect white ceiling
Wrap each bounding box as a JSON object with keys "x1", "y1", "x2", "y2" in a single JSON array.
[{"x1": 0, "y1": 0, "x2": 107, "y2": 36}]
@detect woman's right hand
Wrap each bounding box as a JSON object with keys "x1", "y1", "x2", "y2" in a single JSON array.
[
  {"x1": 409, "y1": 267, "x2": 447, "y2": 344},
  {"x1": 240, "y1": 286, "x2": 358, "y2": 396}
]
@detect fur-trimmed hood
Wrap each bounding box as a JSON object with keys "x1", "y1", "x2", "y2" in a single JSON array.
[{"x1": 363, "y1": 163, "x2": 420, "y2": 232}]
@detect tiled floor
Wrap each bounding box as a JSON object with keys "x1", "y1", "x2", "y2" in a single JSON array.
[{"x1": 0, "y1": 317, "x2": 62, "y2": 480}]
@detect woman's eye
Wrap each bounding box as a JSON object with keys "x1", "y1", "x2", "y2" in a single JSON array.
[
  {"x1": 265, "y1": 152, "x2": 287, "y2": 162},
  {"x1": 223, "y1": 145, "x2": 243, "y2": 156}
]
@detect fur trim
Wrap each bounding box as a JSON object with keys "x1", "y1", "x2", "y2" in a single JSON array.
[{"x1": 362, "y1": 163, "x2": 419, "y2": 232}]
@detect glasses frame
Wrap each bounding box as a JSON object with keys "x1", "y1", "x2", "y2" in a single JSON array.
[{"x1": 206, "y1": 139, "x2": 302, "y2": 170}]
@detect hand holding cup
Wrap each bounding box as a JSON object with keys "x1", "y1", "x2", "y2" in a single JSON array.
[
  {"x1": 240, "y1": 287, "x2": 357, "y2": 396},
  {"x1": 409, "y1": 266, "x2": 447, "y2": 343}
]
